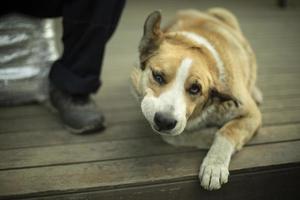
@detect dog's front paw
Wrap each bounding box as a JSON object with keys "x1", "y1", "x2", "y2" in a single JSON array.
[{"x1": 199, "y1": 160, "x2": 229, "y2": 190}]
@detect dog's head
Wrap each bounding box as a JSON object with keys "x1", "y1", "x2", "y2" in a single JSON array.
[{"x1": 137, "y1": 11, "x2": 239, "y2": 136}]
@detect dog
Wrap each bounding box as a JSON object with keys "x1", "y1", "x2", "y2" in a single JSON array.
[{"x1": 131, "y1": 8, "x2": 262, "y2": 190}]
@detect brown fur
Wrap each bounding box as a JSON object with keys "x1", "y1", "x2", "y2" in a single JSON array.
[
  {"x1": 132, "y1": 8, "x2": 262, "y2": 150},
  {"x1": 131, "y1": 8, "x2": 263, "y2": 190}
]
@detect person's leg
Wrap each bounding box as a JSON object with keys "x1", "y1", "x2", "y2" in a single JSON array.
[
  {"x1": 0, "y1": 0, "x2": 63, "y2": 18},
  {"x1": 50, "y1": 0, "x2": 126, "y2": 95},
  {"x1": 1, "y1": 0, "x2": 125, "y2": 133},
  {"x1": 48, "y1": 0, "x2": 125, "y2": 134},
  {"x1": 10, "y1": 0, "x2": 125, "y2": 95}
]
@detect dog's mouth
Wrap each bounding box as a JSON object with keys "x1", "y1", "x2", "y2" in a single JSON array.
[
  {"x1": 150, "y1": 123, "x2": 184, "y2": 136},
  {"x1": 151, "y1": 125, "x2": 172, "y2": 135}
]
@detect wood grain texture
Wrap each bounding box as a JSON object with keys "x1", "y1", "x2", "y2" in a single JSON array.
[
  {"x1": 0, "y1": 122, "x2": 299, "y2": 150},
  {"x1": 0, "y1": 0, "x2": 299, "y2": 199},
  {"x1": 21, "y1": 165, "x2": 300, "y2": 200},
  {"x1": 0, "y1": 123, "x2": 299, "y2": 170},
  {"x1": 0, "y1": 141, "x2": 299, "y2": 199}
]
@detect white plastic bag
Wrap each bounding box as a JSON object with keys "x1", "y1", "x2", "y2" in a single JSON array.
[{"x1": 0, "y1": 14, "x2": 59, "y2": 106}]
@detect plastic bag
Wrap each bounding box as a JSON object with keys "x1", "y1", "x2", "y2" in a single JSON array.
[{"x1": 0, "y1": 14, "x2": 59, "y2": 106}]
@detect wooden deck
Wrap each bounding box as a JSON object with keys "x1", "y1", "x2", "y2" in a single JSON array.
[{"x1": 1, "y1": 0, "x2": 300, "y2": 199}]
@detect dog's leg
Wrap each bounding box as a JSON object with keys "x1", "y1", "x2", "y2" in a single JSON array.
[{"x1": 199, "y1": 101, "x2": 261, "y2": 190}]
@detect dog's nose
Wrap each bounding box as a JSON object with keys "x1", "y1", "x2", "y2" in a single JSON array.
[{"x1": 154, "y1": 112, "x2": 177, "y2": 131}]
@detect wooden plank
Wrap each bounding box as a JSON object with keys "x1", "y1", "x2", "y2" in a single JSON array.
[
  {"x1": 262, "y1": 87, "x2": 300, "y2": 98},
  {"x1": 23, "y1": 165, "x2": 300, "y2": 200},
  {"x1": 258, "y1": 74, "x2": 300, "y2": 84},
  {"x1": 0, "y1": 137, "x2": 180, "y2": 170},
  {"x1": 0, "y1": 140, "x2": 299, "y2": 199},
  {"x1": 1, "y1": 106, "x2": 300, "y2": 133},
  {"x1": 0, "y1": 123, "x2": 151, "y2": 149},
  {"x1": 260, "y1": 96, "x2": 300, "y2": 111},
  {"x1": 0, "y1": 120, "x2": 299, "y2": 150},
  {"x1": 0, "y1": 122, "x2": 299, "y2": 170},
  {"x1": 0, "y1": 114, "x2": 63, "y2": 133},
  {"x1": 262, "y1": 109, "x2": 300, "y2": 125}
]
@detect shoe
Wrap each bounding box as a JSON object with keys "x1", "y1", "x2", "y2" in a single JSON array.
[{"x1": 49, "y1": 84, "x2": 105, "y2": 134}]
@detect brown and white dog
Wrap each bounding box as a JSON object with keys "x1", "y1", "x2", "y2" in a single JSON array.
[{"x1": 131, "y1": 8, "x2": 262, "y2": 190}]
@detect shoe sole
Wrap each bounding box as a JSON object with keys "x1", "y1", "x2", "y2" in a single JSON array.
[{"x1": 65, "y1": 122, "x2": 106, "y2": 135}]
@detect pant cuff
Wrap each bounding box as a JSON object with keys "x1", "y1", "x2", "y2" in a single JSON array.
[{"x1": 49, "y1": 61, "x2": 101, "y2": 95}]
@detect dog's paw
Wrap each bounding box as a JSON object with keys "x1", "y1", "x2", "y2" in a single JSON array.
[{"x1": 199, "y1": 160, "x2": 229, "y2": 190}]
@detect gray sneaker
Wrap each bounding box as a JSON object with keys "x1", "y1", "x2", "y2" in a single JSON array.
[{"x1": 49, "y1": 85, "x2": 105, "y2": 134}]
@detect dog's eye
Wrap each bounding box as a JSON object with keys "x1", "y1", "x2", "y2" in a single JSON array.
[
  {"x1": 152, "y1": 71, "x2": 165, "y2": 85},
  {"x1": 188, "y1": 84, "x2": 201, "y2": 95}
]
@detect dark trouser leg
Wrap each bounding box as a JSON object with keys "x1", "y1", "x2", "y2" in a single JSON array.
[
  {"x1": 1, "y1": 1, "x2": 125, "y2": 133},
  {"x1": 0, "y1": 1, "x2": 63, "y2": 18},
  {"x1": 50, "y1": 0, "x2": 125, "y2": 95},
  {"x1": 1, "y1": 0, "x2": 125, "y2": 95}
]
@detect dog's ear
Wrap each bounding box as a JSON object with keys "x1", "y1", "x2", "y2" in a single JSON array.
[
  {"x1": 139, "y1": 10, "x2": 163, "y2": 70},
  {"x1": 209, "y1": 85, "x2": 241, "y2": 107}
]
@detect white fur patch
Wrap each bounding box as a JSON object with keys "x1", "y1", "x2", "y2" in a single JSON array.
[
  {"x1": 159, "y1": 58, "x2": 192, "y2": 118},
  {"x1": 199, "y1": 133, "x2": 234, "y2": 190},
  {"x1": 170, "y1": 31, "x2": 225, "y2": 82},
  {"x1": 141, "y1": 58, "x2": 193, "y2": 135}
]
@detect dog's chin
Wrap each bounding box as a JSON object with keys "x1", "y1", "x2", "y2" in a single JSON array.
[{"x1": 151, "y1": 124, "x2": 184, "y2": 136}]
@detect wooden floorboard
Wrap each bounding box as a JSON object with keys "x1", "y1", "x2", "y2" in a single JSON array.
[
  {"x1": 0, "y1": 122, "x2": 299, "y2": 150},
  {"x1": 0, "y1": 140, "x2": 299, "y2": 199},
  {"x1": 24, "y1": 164, "x2": 300, "y2": 200},
  {"x1": 0, "y1": 0, "x2": 300, "y2": 199},
  {"x1": 1, "y1": 106, "x2": 300, "y2": 133},
  {"x1": 0, "y1": 123, "x2": 299, "y2": 171}
]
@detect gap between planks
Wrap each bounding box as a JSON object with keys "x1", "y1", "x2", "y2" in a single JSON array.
[
  {"x1": 0, "y1": 122, "x2": 299, "y2": 170},
  {"x1": 0, "y1": 140, "x2": 299, "y2": 199}
]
